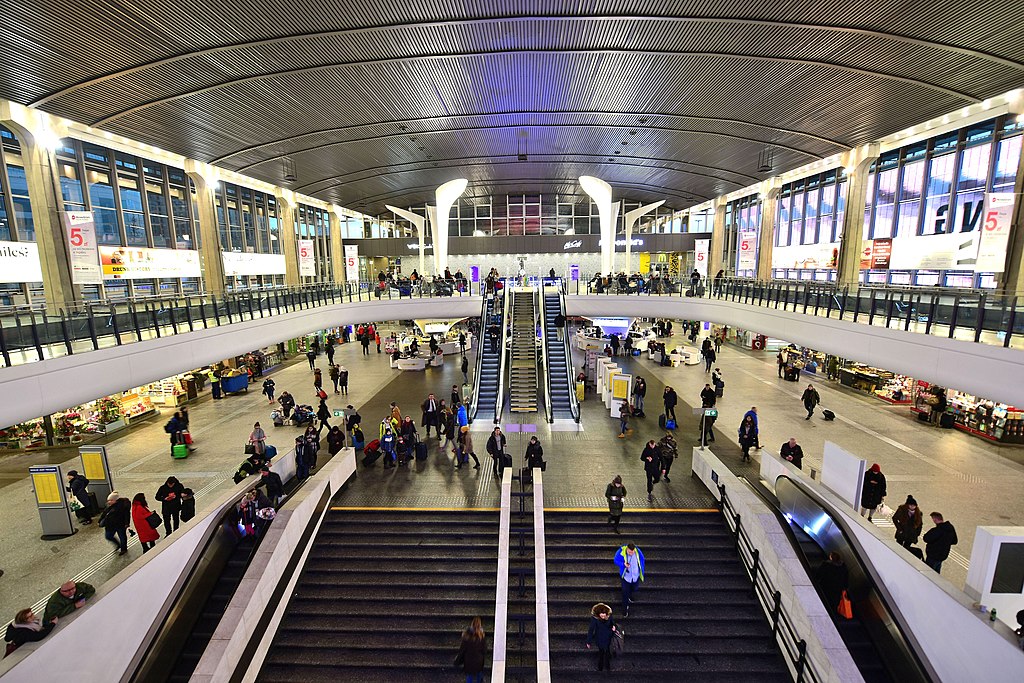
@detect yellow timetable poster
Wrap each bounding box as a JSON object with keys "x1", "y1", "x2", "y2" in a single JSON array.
[
  {"x1": 612, "y1": 375, "x2": 631, "y2": 401},
  {"x1": 81, "y1": 451, "x2": 107, "y2": 481},
  {"x1": 32, "y1": 472, "x2": 62, "y2": 505}
]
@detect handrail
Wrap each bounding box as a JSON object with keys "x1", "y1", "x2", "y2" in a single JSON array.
[
  {"x1": 470, "y1": 294, "x2": 490, "y2": 422},
  {"x1": 533, "y1": 468, "x2": 551, "y2": 683},
  {"x1": 716, "y1": 482, "x2": 824, "y2": 683},
  {"x1": 557, "y1": 289, "x2": 581, "y2": 423},
  {"x1": 538, "y1": 287, "x2": 553, "y2": 423},
  {"x1": 494, "y1": 287, "x2": 511, "y2": 423},
  {"x1": 492, "y1": 467, "x2": 513, "y2": 682}
]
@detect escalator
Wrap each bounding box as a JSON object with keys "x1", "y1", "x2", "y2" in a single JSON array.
[
  {"x1": 472, "y1": 293, "x2": 504, "y2": 423},
  {"x1": 541, "y1": 287, "x2": 578, "y2": 421},
  {"x1": 509, "y1": 288, "x2": 538, "y2": 413},
  {"x1": 747, "y1": 475, "x2": 932, "y2": 683}
]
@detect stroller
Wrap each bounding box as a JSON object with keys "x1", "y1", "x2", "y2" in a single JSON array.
[
  {"x1": 291, "y1": 405, "x2": 314, "y2": 426},
  {"x1": 271, "y1": 409, "x2": 285, "y2": 427}
]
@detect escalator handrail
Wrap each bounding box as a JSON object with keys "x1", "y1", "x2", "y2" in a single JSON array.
[
  {"x1": 494, "y1": 288, "x2": 511, "y2": 422},
  {"x1": 470, "y1": 294, "x2": 490, "y2": 421},
  {"x1": 538, "y1": 287, "x2": 553, "y2": 423},
  {"x1": 771, "y1": 474, "x2": 936, "y2": 682},
  {"x1": 558, "y1": 290, "x2": 581, "y2": 423}
]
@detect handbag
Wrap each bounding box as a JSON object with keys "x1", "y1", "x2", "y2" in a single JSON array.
[
  {"x1": 837, "y1": 591, "x2": 853, "y2": 620},
  {"x1": 183, "y1": 431, "x2": 193, "y2": 445},
  {"x1": 610, "y1": 627, "x2": 625, "y2": 656},
  {"x1": 877, "y1": 503, "x2": 894, "y2": 517},
  {"x1": 244, "y1": 444, "x2": 256, "y2": 455},
  {"x1": 146, "y1": 510, "x2": 162, "y2": 528}
]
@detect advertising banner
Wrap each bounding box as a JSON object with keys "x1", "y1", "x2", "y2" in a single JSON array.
[
  {"x1": 344, "y1": 244, "x2": 359, "y2": 281},
  {"x1": 63, "y1": 211, "x2": 102, "y2": 284},
  {"x1": 221, "y1": 251, "x2": 287, "y2": 277},
  {"x1": 0, "y1": 240, "x2": 43, "y2": 283},
  {"x1": 975, "y1": 193, "x2": 1015, "y2": 272},
  {"x1": 470, "y1": 265, "x2": 479, "y2": 283},
  {"x1": 98, "y1": 246, "x2": 201, "y2": 280},
  {"x1": 738, "y1": 230, "x2": 757, "y2": 270},
  {"x1": 570, "y1": 264, "x2": 580, "y2": 281},
  {"x1": 298, "y1": 239, "x2": 315, "y2": 277},
  {"x1": 870, "y1": 238, "x2": 892, "y2": 269},
  {"x1": 694, "y1": 239, "x2": 710, "y2": 277}
]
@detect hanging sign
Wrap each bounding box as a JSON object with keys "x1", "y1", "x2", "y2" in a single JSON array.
[
  {"x1": 64, "y1": 211, "x2": 102, "y2": 284},
  {"x1": 975, "y1": 193, "x2": 1015, "y2": 272},
  {"x1": 738, "y1": 230, "x2": 757, "y2": 270},
  {"x1": 298, "y1": 239, "x2": 315, "y2": 277},
  {"x1": 344, "y1": 244, "x2": 359, "y2": 281},
  {"x1": 98, "y1": 246, "x2": 201, "y2": 279},
  {"x1": 694, "y1": 239, "x2": 710, "y2": 276},
  {"x1": 570, "y1": 264, "x2": 580, "y2": 281},
  {"x1": 0, "y1": 241, "x2": 43, "y2": 283}
]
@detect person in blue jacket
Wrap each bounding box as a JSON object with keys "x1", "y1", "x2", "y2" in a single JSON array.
[
  {"x1": 457, "y1": 402, "x2": 469, "y2": 428},
  {"x1": 743, "y1": 406, "x2": 760, "y2": 449},
  {"x1": 613, "y1": 542, "x2": 645, "y2": 616}
]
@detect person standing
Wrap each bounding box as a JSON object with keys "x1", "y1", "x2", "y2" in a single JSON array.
[
  {"x1": 262, "y1": 377, "x2": 276, "y2": 404},
  {"x1": 209, "y1": 368, "x2": 222, "y2": 399},
  {"x1": 743, "y1": 407, "x2": 760, "y2": 449},
  {"x1": 815, "y1": 552, "x2": 850, "y2": 617},
  {"x1": 640, "y1": 440, "x2": 663, "y2": 499},
  {"x1": 738, "y1": 416, "x2": 757, "y2": 463},
  {"x1": 155, "y1": 476, "x2": 185, "y2": 537},
  {"x1": 777, "y1": 349, "x2": 788, "y2": 378},
  {"x1": 180, "y1": 489, "x2": 196, "y2": 523},
  {"x1": 327, "y1": 425, "x2": 345, "y2": 456},
  {"x1": 258, "y1": 466, "x2": 284, "y2": 507},
  {"x1": 329, "y1": 364, "x2": 340, "y2": 394},
  {"x1": 98, "y1": 492, "x2": 130, "y2": 556},
  {"x1": 66, "y1": 470, "x2": 93, "y2": 525},
  {"x1": 663, "y1": 386, "x2": 678, "y2": 423},
  {"x1": 439, "y1": 404, "x2": 455, "y2": 452},
  {"x1": 801, "y1": 384, "x2": 820, "y2": 420},
  {"x1": 631, "y1": 377, "x2": 646, "y2": 414},
  {"x1": 306, "y1": 348, "x2": 316, "y2": 371},
  {"x1": 605, "y1": 476, "x2": 626, "y2": 533},
  {"x1": 586, "y1": 603, "x2": 618, "y2": 672},
  {"x1": 923, "y1": 512, "x2": 958, "y2": 574},
  {"x1": 338, "y1": 365, "x2": 349, "y2": 396},
  {"x1": 614, "y1": 543, "x2": 645, "y2": 617},
  {"x1": 617, "y1": 399, "x2": 632, "y2": 438},
  {"x1": 860, "y1": 464, "x2": 887, "y2": 519},
  {"x1": 325, "y1": 338, "x2": 335, "y2": 366},
  {"x1": 487, "y1": 324, "x2": 499, "y2": 353},
  {"x1": 375, "y1": 330, "x2": 382, "y2": 353},
  {"x1": 609, "y1": 334, "x2": 620, "y2": 357},
  {"x1": 360, "y1": 333, "x2": 370, "y2": 356},
  {"x1": 780, "y1": 438, "x2": 804, "y2": 469},
  {"x1": 461, "y1": 355, "x2": 470, "y2": 384},
  {"x1": 486, "y1": 426, "x2": 508, "y2": 477},
  {"x1": 421, "y1": 393, "x2": 440, "y2": 440},
  {"x1": 249, "y1": 422, "x2": 267, "y2": 457},
  {"x1": 553, "y1": 312, "x2": 565, "y2": 341},
  {"x1": 703, "y1": 344, "x2": 717, "y2": 373},
  {"x1": 456, "y1": 617, "x2": 487, "y2": 683},
  {"x1": 525, "y1": 436, "x2": 545, "y2": 470},
  {"x1": 131, "y1": 493, "x2": 160, "y2": 554},
  {"x1": 713, "y1": 334, "x2": 722, "y2": 354},
  {"x1": 700, "y1": 383, "x2": 717, "y2": 408},
  {"x1": 892, "y1": 495, "x2": 923, "y2": 550},
  {"x1": 294, "y1": 436, "x2": 312, "y2": 480}
]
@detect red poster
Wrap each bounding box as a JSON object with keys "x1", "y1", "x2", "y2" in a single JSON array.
[{"x1": 871, "y1": 238, "x2": 892, "y2": 270}]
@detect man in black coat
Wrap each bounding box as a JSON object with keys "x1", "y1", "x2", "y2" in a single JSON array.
[
  {"x1": 258, "y1": 466, "x2": 284, "y2": 506},
  {"x1": 66, "y1": 470, "x2": 92, "y2": 524},
  {"x1": 486, "y1": 427, "x2": 508, "y2": 477},
  {"x1": 155, "y1": 476, "x2": 186, "y2": 536},
  {"x1": 663, "y1": 386, "x2": 678, "y2": 422},
  {"x1": 780, "y1": 438, "x2": 804, "y2": 469},
  {"x1": 640, "y1": 441, "x2": 663, "y2": 498},
  {"x1": 700, "y1": 383, "x2": 717, "y2": 407},
  {"x1": 525, "y1": 436, "x2": 545, "y2": 470},
  {"x1": 815, "y1": 552, "x2": 849, "y2": 616},
  {"x1": 421, "y1": 393, "x2": 440, "y2": 440},
  {"x1": 923, "y1": 512, "x2": 958, "y2": 574}
]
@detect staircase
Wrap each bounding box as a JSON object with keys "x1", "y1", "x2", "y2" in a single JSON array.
[
  {"x1": 544, "y1": 511, "x2": 790, "y2": 681},
  {"x1": 473, "y1": 295, "x2": 503, "y2": 422},
  {"x1": 509, "y1": 289, "x2": 538, "y2": 413},
  {"x1": 542, "y1": 289, "x2": 574, "y2": 420},
  {"x1": 257, "y1": 509, "x2": 499, "y2": 683}
]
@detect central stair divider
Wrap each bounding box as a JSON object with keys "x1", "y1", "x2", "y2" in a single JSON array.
[{"x1": 533, "y1": 469, "x2": 551, "y2": 683}]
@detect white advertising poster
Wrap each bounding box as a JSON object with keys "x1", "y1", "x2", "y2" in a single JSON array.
[
  {"x1": 0, "y1": 240, "x2": 43, "y2": 283},
  {"x1": 694, "y1": 238, "x2": 710, "y2": 276},
  {"x1": 344, "y1": 244, "x2": 359, "y2": 281},
  {"x1": 63, "y1": 211, "x2": 102, "y2": 284},
  {"x1": 975, "y1": 193, "x2": 1015, "y2": 272},
  {"x1": 221, "y1": 251, "x2": 287, "y2": 277},
  {"x1": 98, "y1": 246, "x2": 201, "y2": 279},
  {"x1": 738, "y1": 230, "x2": 757, "y2": 270},
  {"x1": 298, "y1": 239, "x2": 315, "y2": 277}
]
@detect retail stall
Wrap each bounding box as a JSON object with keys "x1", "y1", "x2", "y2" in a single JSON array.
[{"x1": 912, "y1": 382, "x2": 1024, "y2": 444}]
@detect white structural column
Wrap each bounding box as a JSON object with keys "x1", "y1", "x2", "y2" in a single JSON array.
[
  {"x1": 184, "y1": 161, "x2": 227, "y2": 294},
  {"x1": 275, "y1": 190, "x2": 301, "y2": 286},
  {"x1": 433, "y1": 179, "x2": 468, "y2": 274},
  {"x1": 386, "y1": 204, "x2": 428, "y2": 276},
  {"x1": 622, "y1": 200, "x2": 665, "y2": 272},
  {"x1": 709, "y1": 198, "x2": 727, "y2": 275},
  {"x1": 580, "y1": 176, "x2": 617, "y2": 274},
  {"x1": 328, "y1": 210, "x2": 345, "y2": 284},
  {"x1": 756, "y1": 179, "x2": 782, "y2": 281},
  {"x1": 836, "y1": 144, "x2": 880, "y2": 291}
]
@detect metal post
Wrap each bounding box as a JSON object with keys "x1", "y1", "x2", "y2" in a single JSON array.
[
  {"x1": 974, "y1": 293, "x2": 986, "y2": 343},
  {"x1": 1005, "y1": 296, "x2": 1018, "y2": 348},
  {"x1": 771, "y1": 590, "x2": 782, "y2": 637},
  {"x1": 85, "y1": 305, "x2": 99, "y2": 350},
  {"x1": 148, "y1": 303, "x2": 161, "y2": 339},
  {"x1": 109, "y1": 304, "x2": 123, "y2": 345},
  {"x1": 749, "y1": 549, "x2": 760, "y2": 598},
  {"x1": 167, "y1": 301, "x2": 178, "y2": 334},
  {"x1": 0, "y1": 318, "x2": 11, "y2": 366},
  {"x1": 59, "y1": 309, "x2": 73, "y2": 356},
  {"x1": 27, "y1": 309, "x2": 45, "y2": 361},
  {"x1": 795, "y1": 640, "x2": 808, "y2": 683},
  {"x1": 948, "y1": 294, "x2": 961, "y2": 339},
  {"x1": 867, "y1": 289, "x2": 877, "y2": 326},
  {"x1": 925, "y1": 294, "x2": 937, "y2": 335},
  {"x1": 184, "y1": 298, "x2": 194, "y2": 331}
]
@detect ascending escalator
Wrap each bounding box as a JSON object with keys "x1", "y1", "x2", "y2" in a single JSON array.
[
  {"x1": 541, "y1": 288, "x2": 577, "y2": 421},
  {"x1": 472, "y1": 294, "x2": 504, "y2": 422}
]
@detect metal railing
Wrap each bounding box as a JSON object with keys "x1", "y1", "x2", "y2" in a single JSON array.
[
  {"x1": 567, "y1": 275, "x2": 1024, "y2": 348},
  {"x1": 0, "y1": 279, "x2": 479, "y2": 368},
  {"x1": 717, "y1": 482, "x2": 823, "y2": 683}
]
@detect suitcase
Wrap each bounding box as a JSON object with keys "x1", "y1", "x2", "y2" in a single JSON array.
[
  {"x1": 365, "y1": 439, "x2": 380, "y2": 453},
  {"x1": 822, "y1": 409, "x2": 836, "y2": 421},
  {"x1": 500, "y1": 454, "x2": 513, "y2": 469},
  {"x1": 317, "y1": 389, "x2": 328, "y2": 400},
  {"x1": 521, "y1": 467, "x2": 533, "y2": 485},
  {"x1": 659, "y1": 414, "x2": 667, "y2": 429},
  {"x1": 939, "y1": 412, "x2": 954, "y2": 428},
  {"x1": 917, "y1": 411, "x2": 931, "y2": 423},
  {"x1": 907, "y1": 546, "x2": 924, "y2": 560},
  {"x1": 172, "y1": 443, "x2": 189, "y2": 459},
  {"x1": 633, "y1": 409, "x2": 645, "y2": 419},
  {"x1": 665, "y1": 418, "x2": 677, "y2": 430},
  {"x1": 353, "y1": 436, "x2": 365, "y2": 451},
  {"x1": 264, "y1": 444, "x2": 278, "y2": 459},
  {"x1": 362, "y1": 448, "x2": 382, "y2": 466},
  {"x1": 415, "y1": 441, "x2": 428, "y2": 461},
  {"x1": 183, "y1": 431, "x2": 193, "y2": 445}
]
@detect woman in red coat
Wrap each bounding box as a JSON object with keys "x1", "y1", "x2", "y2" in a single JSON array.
[{"x1": 131, "y1": 493, "x2": 160, "y2": 553}]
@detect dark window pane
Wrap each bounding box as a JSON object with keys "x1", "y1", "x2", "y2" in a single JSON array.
[
  {"x1": 124, "y1": 212, "x2": 147, "y2": 246},
  {"x1": 150, "y1": 215, "x2": 170, "y2": 247}
]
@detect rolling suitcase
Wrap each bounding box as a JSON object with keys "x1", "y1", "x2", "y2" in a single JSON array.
[
  {"x1": 264, "y1": 444, "x2": 278, "y2": 459},
  {"x1": 172, "y1": 443, "x2": 189, "y2": 459},
  {"x1": 939, "y1": 412, "x2": 954, "y2": 428},
  {"x1": 917, "y1": 411, "x2": 930, "y2": 423},
  {"x1": 822, "y1": 409, "x2": 836, "y2": 421},
  {"x1": 521, "y1": 467, "x2": 533, "y2": 485},
  {"x1": 659, "y1": 414, "x2": 667, "y2": 429},
  {"x1": 362, "y1": 440, "x2": 382, "y2": 465},
  {"x1": 415, "y1": 441, "x2": 428, "y2": 461}
]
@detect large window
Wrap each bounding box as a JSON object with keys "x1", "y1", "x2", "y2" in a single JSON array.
[{"x1": 775, "y1": 169, "x2": 847, "y2": 248}]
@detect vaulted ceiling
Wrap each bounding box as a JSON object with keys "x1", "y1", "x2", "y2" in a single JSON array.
[{"x1": 3, "y1": 1, "x2": 1024, "y2": 214}]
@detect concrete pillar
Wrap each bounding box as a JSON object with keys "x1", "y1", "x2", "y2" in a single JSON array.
[
  {"x1": 433, "y1": 179, "x2": 468, "y2": 274},
  {"x1": 996, "y1": 129, "x2": 1024, "y2": 295},
  {"x1": 710, "y1": 199, "x2": 727, "y2": 275},
  {"x1": 757, "y1": 183, "x2": 782, "y2": 281},
  {"x1": 276, "y1": 192, "x2": 300, "y2": 286},
  {"x1": 329, "y1": 210, "x2": 345, "y2": 284},
  {"x1": 836, "y1": 144, "x2": 879, "y2": 291},
  {"x1": 184, "y1": 163, "x2": 226, "y2": 295},
  {"x1": 0, "y1": 106, "x2": 76, "y2": 309}
]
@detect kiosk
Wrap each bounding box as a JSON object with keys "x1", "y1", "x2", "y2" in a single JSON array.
[
  {"x1": 30, "y1": 465, "x2": 75, "y2": 538},
  {"x1": 79, "y1": 445, "x2": 114, "y2": 503}
]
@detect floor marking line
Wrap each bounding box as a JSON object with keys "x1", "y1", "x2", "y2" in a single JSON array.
[
  {"x1": 543, "y1": 507, "x2": 719, "y2": 513},
  {"x1": 329, "y1": 506, "x2": 501, "y2": 512}
]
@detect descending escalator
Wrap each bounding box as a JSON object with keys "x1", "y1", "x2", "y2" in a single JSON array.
[
  {"x1": 257, "y1": 509, "x2": 499, "y2": 683},
  {"x1": 473, "y1": 294, "x2": 503, "y2": 422},
  {"x1": 542, "y1": 289, "x2": 575, "y2": 420},
  {"x1": 509, "y1": 289, "x2": 538, "y2": 413}
]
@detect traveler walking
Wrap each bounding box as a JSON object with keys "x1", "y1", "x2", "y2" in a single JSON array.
[
  {"x1": 700, "y1": 383, "x2": 716, "y2": 407},
  {"x1": 663, "y1": 386, "x2": 678, "y2": 423},
  {"x1": 313, "y1": 368, "x2": 323, "y2": 395},
  {"x1": 486, "y1": 426, "x2": 508, "y2": 477},
  {"x1": 702, "y1": 345, "x2": 716, "y2": 372},
  {"x1": 262, "y1": 377, "x2": 276, "y2": 404},
  {"x1": 641, "y1": 441, "x2": 663, "y2": 498},
  {"x1": 780, "y1": 438, "x2": 804, "y2": 469},
  {"x1": 451, "y1": 384, "x2": 461, "y2": 407},
  {"x1": 586, "y1": 603, "x2": 618, "y2": 672},
  {"x1": 306, "y1": 348, "x2": 316, "y2": 371},
  {"x1": 316, "y1": 399, "x2": 332, "y2": 435},
  {"x1": 421, "y1": 393, "x2": 440, "y2": 439},
  {"x1": 617, "y1": 399, "x2": 632, "y2": 438},
  {"x1": 614, "y1": 542, "x2": 645, "y2": 616},
  {"x1": 164, "y1": 411, "x2": 186, "y2": 456},
  {"x1": 605, "y1": 476, "x2": 626, "y2": 533},
  {"x1": 65, "y1": 470, "x2": 93, "y2": 525},
  {"x1": 155, "y1": 476, "x2": 185, "y2": 537},
  {"x1": 456, "y1": 616, "x2": 487, "y2": 683},
  {"x1": 131, "y1": 493, "x2": 160, "y2": 554},
  {"x1": 461, "y1": 355, "x2": 470, "y2": 384},
  {"x1": 802, "y1": 384, "x2": 821, "y2": 419},
  {"x1": 815, "y1": 552, "x2": 849, "y2": 617},
  {"x1": 712, "y1": 367, "x2": 724, "y2": 398},
  {"x1": 923, "y1": 512, "x2": 958, "y2": 574},
  {"x1": 713, "y1": 334, "x2": 722, "y2": 354},
  {"x1": 98, "y1": 492, "x2": 130, "y2": 556},
  {"x1": 631, "y1": 377, "x2": 646, "y2": 414},
  {"x1": 738, "y1": 415, "x2": 757, "y2": 463},
  {"x1": 525, "y1": 436, "x2": 545, "y2": 470},
  {"x1": 325, "y1": 339, "x2": 335, "y2": 365},
  {"x1": 893, "y1": 496, "x2": 923, "y2": 550},
  {"x1": 456, "y1": 426, "x2": 480, "y2": 469},
  {"x1": 743, "y1": 407, "x2": 760, "y2": 449},
  {"x1": 860, "y1": 464, "x2": 887, "y2": 519},
  {"x1": 338, "y1": 365, "x2": 349, "y2": 396}
]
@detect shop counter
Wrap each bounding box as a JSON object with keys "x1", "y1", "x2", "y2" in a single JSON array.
[{"x1": 396, "y1": 357, "x2": 429, "y2": 371}]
